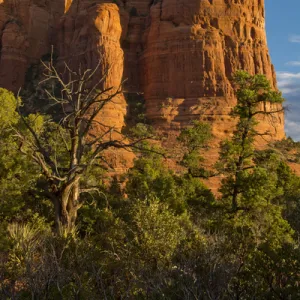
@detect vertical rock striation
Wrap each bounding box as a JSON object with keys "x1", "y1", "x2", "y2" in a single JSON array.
[
  {"x1": 0, "y1": 0, "x2": 66, "y2": 91},
  {"x1": 0, "y1": 0, "x2": 285, "y2": 173},
  {"x1": 57, "y1": 1, "x2": 127, "y2": 131},
  {"x1": 57, "y1": 0, "x2": 135, "y2": 170},
  {"x1": 140, "y1": 0, "x2": 284, "y2": 140}
]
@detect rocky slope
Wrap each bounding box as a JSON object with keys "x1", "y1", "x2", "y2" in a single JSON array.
[{"x1": 0, "y1": 0, "x2": 285, "y2": 173}]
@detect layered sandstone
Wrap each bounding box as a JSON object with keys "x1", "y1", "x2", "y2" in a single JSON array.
[
  {"x1": 57, "y1": 1, "x2": 126, "y2": 130},
  {"x1": 0, "y1": 0, "x2": 285, "y2": 174},
  {"x1": 0, "y1": 0, "x2": 67, "y2": 91},
  {"x1": 57, "y1": 0, "x2": 134, "y2": 170},
  {"x1": 140, "y1": 0, "x2": 284, "y2": 140}
]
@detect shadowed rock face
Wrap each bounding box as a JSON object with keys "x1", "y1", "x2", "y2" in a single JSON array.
[
  {"x1": 0, "y1": 0, "x2": 66, "y2": 91},
  {"x1": 0, "y1": 0, "x2": 285, "y2": 172}
]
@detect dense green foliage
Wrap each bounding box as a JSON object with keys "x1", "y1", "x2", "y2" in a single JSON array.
[{"x1": 1, "y1": 73, "x2": 300, "y2": 299}]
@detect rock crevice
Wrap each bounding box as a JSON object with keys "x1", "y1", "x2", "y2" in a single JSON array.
[{"x1": 0, "y1": 0, "x2": 285, "y2": 150}]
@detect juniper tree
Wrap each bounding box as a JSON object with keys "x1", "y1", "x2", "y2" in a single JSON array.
[
  {"x1": 177, "y1": 121, "x2": 212, "y2": 178},
  {"x1": 218, "y1": 71, "x2": 285, "y2": 212},
  {"x1": 215, "y1": 71, "x2": 295, "y2": 298}
]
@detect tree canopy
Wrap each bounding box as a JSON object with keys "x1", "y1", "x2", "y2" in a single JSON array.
[{"x1": 1, "y1": 71, "x2": 300, "y2": 299}]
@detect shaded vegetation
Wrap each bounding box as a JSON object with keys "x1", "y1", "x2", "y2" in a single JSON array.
[{"x1": 1, "y1": 72, "x2": 300, "y2": 299}]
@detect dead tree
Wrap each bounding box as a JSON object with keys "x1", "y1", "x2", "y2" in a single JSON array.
[{"x1": 16, "y1": 54, "x2": 150, "y2": 233}]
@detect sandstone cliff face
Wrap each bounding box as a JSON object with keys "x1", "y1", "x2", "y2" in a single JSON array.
[
  {"x1": 0, "y1": 0, "x2": 285, "y2": 173},
  {"x1": 58, "y1": 1, "x2": 126, "y2": 130},
  {"x1": 0, "y1": 0, "x2": 68, "y2": 91},
  {"x1": 139, "y1": 0, "x2": 283, "y2": 140},
  {"x1": 57, "y1": 0, "x2": 136, "y2": 170}
]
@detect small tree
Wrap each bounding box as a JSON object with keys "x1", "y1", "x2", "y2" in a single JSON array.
[
  {"x1": 15, "y1": 56, "x2": 149, "y2": 233},
  {"x1": 0, "y1": 89, "x2": 41, "y2": 251},
  {"x1": 218, "y1": 71, "x2": 284, "y2": 212},
  {"x1": 177, "y1": 121, "x2": 212, "y2": 178},
  {"x1": 215, "y1": 71, "x2": 294, "y2": 297}
]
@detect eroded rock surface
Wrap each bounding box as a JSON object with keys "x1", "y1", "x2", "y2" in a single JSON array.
[
  {"x1": 57, "y1": 0, "x2": 135, "y2": 170},
  {"x1": 58, "y1": 1, "x2": 126, "y2": 130},
  {"x1": 0, "y1": 0, "x2": 67, "y2": 91},
  {"x1": 139, "y1": 0, "x2": 283, "y2": 140},
  {"x1": 0, "y1": 0, "x2": 285, "y2": 174}
]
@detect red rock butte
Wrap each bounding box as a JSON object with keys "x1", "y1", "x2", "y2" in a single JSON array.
[{"x1": 0, "y1": 0, "x2": 285, "y2": 172}]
